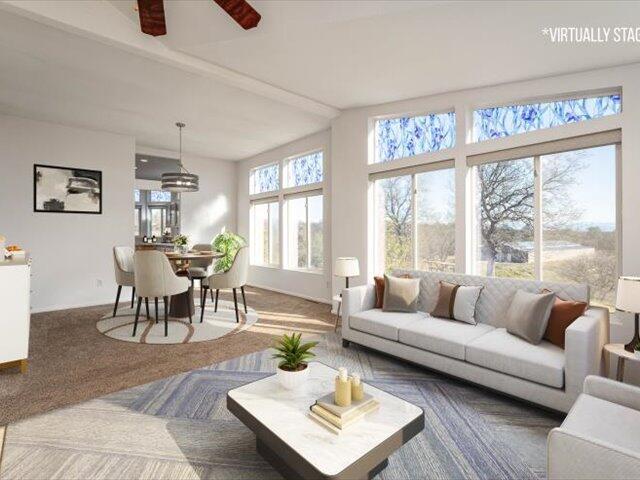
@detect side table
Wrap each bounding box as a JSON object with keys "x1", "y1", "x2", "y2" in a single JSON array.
[
  {"x1": 333, "y1": 294, "x2": 342, "y2": 332},
  {"x1": 604, "y1": 343, "x2": 640, "y2": 381}
]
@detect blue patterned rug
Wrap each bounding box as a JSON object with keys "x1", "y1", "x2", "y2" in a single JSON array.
[{"x1": 0, "y1": 333, "x2": 560, "y2": 479}]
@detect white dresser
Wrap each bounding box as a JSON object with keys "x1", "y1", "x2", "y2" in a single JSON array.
[{"x1": 0, "y1": 255, "x2": 31, "y2": 373}]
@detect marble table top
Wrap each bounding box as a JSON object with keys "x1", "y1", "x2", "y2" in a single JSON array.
[{"x1": 227, "y1": 362, "x2": 423, "y2": 477}]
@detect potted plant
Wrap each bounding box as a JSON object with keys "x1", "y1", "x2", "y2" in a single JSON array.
[
  {"x1": 212, "y1": 231, "x2": 246, "y2": 272},
  {"x1": 272, "y1": 333, "x2": 318, "y2": 390},
  {"x1": 172, "y1": 234, "x2": 189, "y2": 254},
  {"x1": 635, "y1": 341, "x2": 640, "y2": 359}
]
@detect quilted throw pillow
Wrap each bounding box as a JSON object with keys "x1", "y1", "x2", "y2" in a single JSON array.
[{"x1": 431, "y1": 281, "x2": 483, "y2": 325}]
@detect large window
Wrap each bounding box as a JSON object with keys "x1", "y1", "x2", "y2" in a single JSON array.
[
  {"x1": 473, "y1": 93, "x2": 621, "y2": 142},
  {"x1": 250, "y1": 163, "x2": 279, "y2": 194},
  {"x1": 375, "y1": 111, "x2": 456, "y2": 163},
  {"x1": 251, "y1": 201, "x2": 279, "y2": 267},
  {"x1": 373, "y1": 165, "x2": 455, "y2": 273},
  {"x1": 287, "y1": 194, "x2": 323, "y2": 271},
  {"x1": 473, "y1": 139, "x2": 618, "y2": 309},
  {"x1": 286, "y1": 151, "x2": 323, "y2": 187}
]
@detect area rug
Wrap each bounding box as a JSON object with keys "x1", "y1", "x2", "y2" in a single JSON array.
[
  {"x1": 96, "y1": 300, "x2": 257, "y2": 344},
  {"x1": 0, "y1": 332, "x2": 561, "y2": 480}
]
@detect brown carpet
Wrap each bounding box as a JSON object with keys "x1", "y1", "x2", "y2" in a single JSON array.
[{"x1": 0, "y1": 287, "x2": 334, "y2": 425}]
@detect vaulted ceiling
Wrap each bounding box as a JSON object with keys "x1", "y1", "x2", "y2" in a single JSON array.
[{"x1": 0, "y1": 1, "x2": 639, "y2": 160}]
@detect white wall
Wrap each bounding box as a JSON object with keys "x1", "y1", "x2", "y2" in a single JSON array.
[
  {"x1": 136, "y1": 146, "x2": 237, "y2": 245},
  {"x1": 236, "y1": 130, "x2": 332, "y2": 303},
  {"x1": 0, "y1": 114, "x2": 135, "y2": 312}
]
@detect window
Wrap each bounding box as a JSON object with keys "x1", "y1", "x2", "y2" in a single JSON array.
[
  {"x1": 134, "y1": 206, "x2": 141, "y2": 236},
  {"x1": 250, "y1": 163, "x2": 279, "y2": 194},
  {"x1": 149, "y1": 206, "x2": 168, "y2": 237},
  {"x1": 473, "y1": 93, "x2": 621, "y2": 142},
  {"x1": 373, "y1": 164, "x2": 455, "y2": 273},
  {"x1": 287, "y1": 194, "x2": 323, "y2": 271},
  {"x1": 150, "y1": 190, "x2": 172, "y2": 203},
  {"x1": 286, "y1": 151, "x2": 323, "y2": 187},
  {"x1": 251, "y1": 201, "x2": 279, "y2": 266},
  {"x1": 375, "y1": 111, "x2": 456, "y2": 163},
  {"x1": 472, "y1": 138, "x2": 619, "y2": 310},
  {"x1": 134, "y1": 189, "x2": 141, "y2": 203}
]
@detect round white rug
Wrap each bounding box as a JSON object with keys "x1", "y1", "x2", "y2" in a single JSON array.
[{"x1": 97, "y1": 299, "x2": 257, "y2": 345}]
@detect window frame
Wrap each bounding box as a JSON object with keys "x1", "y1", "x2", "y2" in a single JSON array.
[
  {"x1": 370, "y1": 160, "x2": 456, "y2": 274},
  {"x1": 468, "y1": 130, "x2": 622, "y2": 285},
  {"x1": 248, "y1": 150, "x2": 325, "y2": 273},
  {"x1": 284, "y1": 149, "x2": 324, "y2": 189},
  {"x1": 284, "y1": 190, "x2": 324, "y2": 273},
  {"x1": 249, "y1": 197, "x2": 280, "y2": 268},
  {"x1": 372, "y1": 108, "x2": 456, "y2": 165}
]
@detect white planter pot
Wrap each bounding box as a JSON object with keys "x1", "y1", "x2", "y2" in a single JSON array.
[{"x1": 276, "y1": 364, "x2": 309, "y2": 390}]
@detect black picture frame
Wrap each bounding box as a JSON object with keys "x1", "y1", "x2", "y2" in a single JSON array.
[{"x1": 33, "y1": 164, "x2": 103, "y2": 215}]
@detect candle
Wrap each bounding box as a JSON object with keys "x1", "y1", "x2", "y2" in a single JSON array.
[
  {"x1": 334, "y1": 367, "x2": 352, "y2": 407},
  {"x1": 351, "y1": 373, "x2": 364, "y2": 401}
]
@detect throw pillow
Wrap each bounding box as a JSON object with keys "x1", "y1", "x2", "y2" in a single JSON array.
[
  {"x1": 431, "y1": 281, "x2": 482, "y2": 325},
  {"x1": 374, "y1": 276, "x2": 385, "y2": 309},
  {"x1": 541, "y1": 289, "x2": 588, "y2": 348},
  {"x1": 383, "y1": 275, "x2": 420, "y2": 313},
  {"x1": 506, "y1": 290, "x2": 556, "y2": 344}
]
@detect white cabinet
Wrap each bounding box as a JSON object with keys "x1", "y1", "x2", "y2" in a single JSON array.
[{"x1": 0, "y1": 256, "x2": 30, "y2": 373}]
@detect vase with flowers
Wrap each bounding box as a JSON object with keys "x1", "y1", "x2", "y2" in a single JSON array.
[{"x1": 172, "y1": 234, "x2": 189, "y2": 254}]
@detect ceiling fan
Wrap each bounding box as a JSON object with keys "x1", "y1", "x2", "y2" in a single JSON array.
[{"x1": 136, "y1": 0, "x2": 261, "y2": 36}]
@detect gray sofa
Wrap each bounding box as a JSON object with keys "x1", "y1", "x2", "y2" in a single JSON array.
[{"x1": 341, "y1": 271, "x2": 609, "y2": 412}]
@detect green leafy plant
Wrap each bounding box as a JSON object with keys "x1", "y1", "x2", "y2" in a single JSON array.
[
  {"x1": 172, "y1": 234, "x2": 188, "y2": 247},
  {"x1": 272, "y1": 333, "x2": 318, "y2": 372},
  {"x1": 635, "y1": 340, "x2": 640, "y2": 352},
  {"x1": 212, "y1": 231, "x2": 246, "y2": 272}
]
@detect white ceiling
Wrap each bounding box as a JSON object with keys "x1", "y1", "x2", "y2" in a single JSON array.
[{"x1": 0, "y1": 1, "x2": 639, "y2": 160}]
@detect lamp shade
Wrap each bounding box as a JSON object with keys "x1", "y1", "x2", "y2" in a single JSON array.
[
  {"x1": 334, "y1": 257, "x2": 360, "y2": 277},
  {"x1": 616, "y1": 277, "x2": 640, "y2": 313}
]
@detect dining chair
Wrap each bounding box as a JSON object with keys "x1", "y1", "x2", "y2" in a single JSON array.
[
  {"x1": 133, "y1": 250, "x2": 190, "y2": 337},
  {"x1": 113, "y1": 246, "x2": 147, "y2": 317},
  {"x1": 200, "y1": 246, "x2": 248, "y2": 323},
  {"x1": 188, "y1": 243, "x2": 215, "y2": 301}
]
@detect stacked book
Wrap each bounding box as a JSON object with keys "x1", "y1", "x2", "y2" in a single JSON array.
[{"x1": 309, "y1": 392, "x2": 379, "y2": 434}]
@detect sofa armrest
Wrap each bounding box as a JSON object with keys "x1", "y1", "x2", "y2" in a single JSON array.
[
  {"x1": 564, "y1": 307, "x2": 609, "y2": 397},
  {"x1": 341, "y1": 285, "x2": 376, "y2": 324},
  {"x1": 583, "y1": 375, "x2": 640, "y2": 412},
  {"x1": 548, "y1": 427, "x2": 640, "y2": 479}
]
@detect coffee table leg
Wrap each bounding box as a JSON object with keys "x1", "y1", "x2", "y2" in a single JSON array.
[
  {"x1": 256, "y1": 438, "x2": 300, "y2": 480},
  {"x1": 368, "y1": 458, "x2": 388, "y2": 479}
]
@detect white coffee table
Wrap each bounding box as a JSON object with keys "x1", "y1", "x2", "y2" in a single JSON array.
[{"x1": 227, "y1": 362, "x2": 424, "y2": 480}]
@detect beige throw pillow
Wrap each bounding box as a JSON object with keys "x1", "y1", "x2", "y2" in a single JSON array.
[
  {"x1": 382, "y1": 275, "x2": 420, "y2": 313},
  {"x1": 506, "y1": 290, "x2": 555, "y2": 344}
]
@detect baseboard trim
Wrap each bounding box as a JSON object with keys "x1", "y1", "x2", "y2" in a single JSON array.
[
  {"x1": 246, "y1": 283, "x2": 331, "y2": 305},
  {"x1": 31, "y1": 299, "x2": 113, "y2": 314}
]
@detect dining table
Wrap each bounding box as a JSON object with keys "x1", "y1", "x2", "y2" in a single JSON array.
[{"x1": 164, "y1": 250, "x2": 224, "y2": 319}]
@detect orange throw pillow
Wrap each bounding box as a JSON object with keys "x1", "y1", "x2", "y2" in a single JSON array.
[
  {"x1": 543, "y1": 293, "x2": 587, "y2": 348},
  {"x1": 374, "y1": 276, "x2": 385, "y2": 308}
]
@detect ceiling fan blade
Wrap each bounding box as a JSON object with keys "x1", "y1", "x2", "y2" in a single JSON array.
[
  {"x1": 213, "y1": 0, "x2": 261, "y2": 30},
  {"x1": 137, "y1": 0, "x2": 167, "y2": 36}
]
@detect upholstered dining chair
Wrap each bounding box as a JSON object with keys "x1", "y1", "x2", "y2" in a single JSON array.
[
  {"x1": 113, "y1": 246, "x2": 139, "y2": 317},
  {"x1": 200, "y1": 246, "x2": 248, "y2": 323},
  {"x1": 133, "y1": 250, "x2": 190, "y2": 337},
  {"x1": 188, "y1": 243, "x2": 215, "y2": 299}
]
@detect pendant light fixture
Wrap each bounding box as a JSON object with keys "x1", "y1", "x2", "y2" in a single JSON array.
[{"x1": 161, "y1": 122, "x2": 199, "y2": 193}]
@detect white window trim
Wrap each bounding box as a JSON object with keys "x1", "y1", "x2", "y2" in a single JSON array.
[
  {"x1": 248, "y1": 150, "x2": 325, "y2": 274},
  {"x1": 371, "y1": 161, "x2": 455, "y2": 274},
  {"x1": 283, "y1": 149, "x2": 324, "y2": 190},
  {"x1": 469, "y1": 131, "x2": 622, "y2": 283},
  {"x1": 284, "y1": 191, "x2": 324, "y2": 274}
]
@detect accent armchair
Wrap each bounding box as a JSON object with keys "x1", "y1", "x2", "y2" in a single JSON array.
[
  {"x1": 133, "y1": 250, "x2": 190, "y2": 337},
  {"x1": 200, "y1": 246, "x2": 248, "y2": 323},
  {"x1": 547, "y1": 375, "x2": 640, "y2": 479},
  {"x1": 188, "y1": 243, "x2": 215, "y2": 299}
]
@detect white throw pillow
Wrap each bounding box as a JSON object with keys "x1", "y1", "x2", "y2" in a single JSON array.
[{"x1": 452, "y1": 285, "x2": 483, "y2": 325}]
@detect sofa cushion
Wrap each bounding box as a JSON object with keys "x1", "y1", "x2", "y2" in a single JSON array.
[
  {"x1": 349, "y1": 309, "x2": 427, "y2": 341},
  {"x1": 399, "y1": 317, "x2": 494, "y2": 360},
  {"x1": 562, "y1": 393, "x2": 640, "y2": 454},
  {"x1": 466, "y1": 328, "x2": 565, "y2": 388}
]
